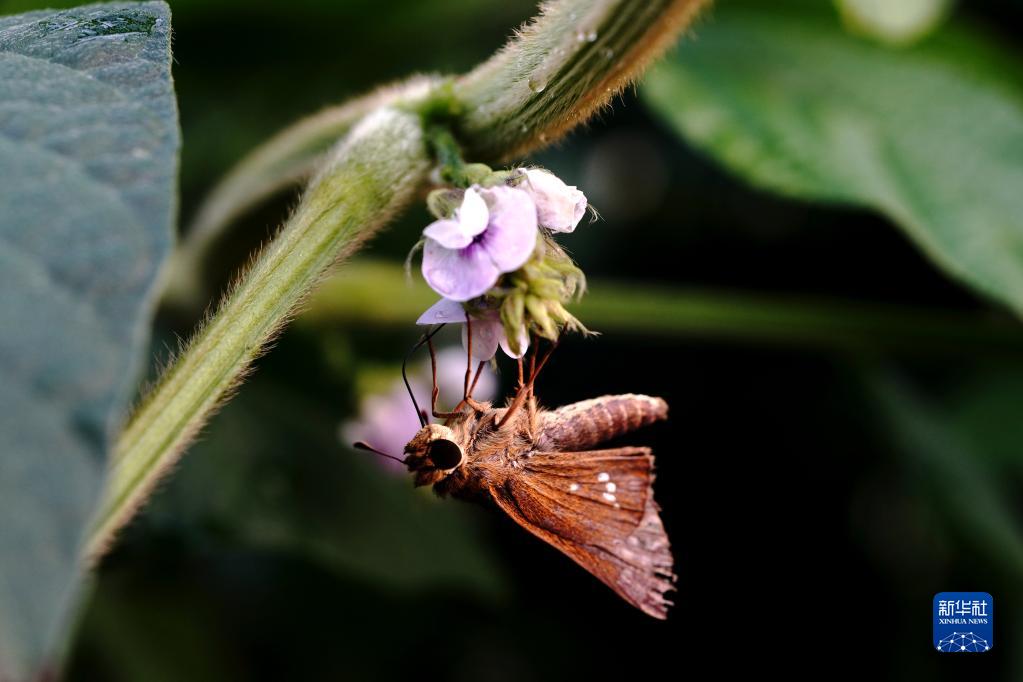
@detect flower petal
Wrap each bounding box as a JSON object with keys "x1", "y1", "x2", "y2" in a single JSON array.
[
  {"x1": 478, "y1": 185, "x2": 538, "y2": 273},
  {"x1": 458, "y1": 186, "x2": 489, "y2": 236},
  {"x1": 423, "y1": 218, "x2": 472, "y2": 249},
  {"x1": 499, "y1": 323, "x2": 530, "y2": 359},
  {"x1": 422, "y1": 239, "x2": 500, "y2": 302},
  {"x1": 421, "y1": 187, "x2": 489, "y2": 248},
  {"x1": 417, "y1": 298, "x2": 467, "y2": 325},
  {"x1": 461, "y1": 316, "x2": 502, "y2": 362},
  {"x1": 524, "y1": 168, "x2": 587, "y2": 233}
]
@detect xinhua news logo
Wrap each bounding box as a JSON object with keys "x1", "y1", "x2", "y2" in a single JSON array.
[{"x1": 933, "y1": 592, "x2": 993, "y2": 653}]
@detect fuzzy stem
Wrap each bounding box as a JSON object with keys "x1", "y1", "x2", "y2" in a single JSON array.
[
  {"x1": 163, "y1": 76, "x2": 442, "y2": 309},
  {"x1": 86, "y1": 0, "x2": 712, "y2": 559},
  {"x1": 171, "y1": 0, "x2": 711, "y2": 305},
  {"x1": 454, "y1": 0, "x2": 709, "y2": 160},
  {"x1": 86, "y1": 109, "x2": 429, "y2": 559}
]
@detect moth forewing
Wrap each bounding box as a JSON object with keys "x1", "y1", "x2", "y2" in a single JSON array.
[{"x1": 403, "y1": 393, "x2": 674, "y2": 618}]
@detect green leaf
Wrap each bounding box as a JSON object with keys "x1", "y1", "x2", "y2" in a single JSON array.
[
  {"x1": 0, "y1": 2, "x2": 178, "y2": 677},
  {"x1": 643, "y1": 3, "x2": 1023, "y2": 316}
]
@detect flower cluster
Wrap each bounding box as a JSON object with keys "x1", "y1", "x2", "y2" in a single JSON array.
[{"x1": 416, "y1": 166, "x2": 590, "y2": 361}]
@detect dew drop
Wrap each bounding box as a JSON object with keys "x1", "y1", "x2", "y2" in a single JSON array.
[
  {"x1": 527, "y1": 75, "x2": 547, "y2": 93},
  {"x1": 601, "y1": 47, "x2": 615, "y2": 59},
  {"x1": 586, "y1": 30, "x2": 598, "y2": 42}
]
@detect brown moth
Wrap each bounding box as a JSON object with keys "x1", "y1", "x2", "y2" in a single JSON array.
[{"x1": 378, "y1": 331, "x2": 675, "y2": 619}]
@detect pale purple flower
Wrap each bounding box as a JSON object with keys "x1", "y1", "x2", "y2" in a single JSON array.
[
  {"x1": 522, "y1": 168, "x2": 587, "y2": 233},
  {"x1": 341, "y1": 347, "x2": 496, "y2": 472},
  {"x1": 418, "y1": 298, "x2": 529, "y2": 362},
  {"x1": 421, "y1": 185, "x2": 538, "y2": 301}
]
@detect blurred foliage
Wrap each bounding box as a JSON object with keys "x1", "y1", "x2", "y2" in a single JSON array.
[
  {"x1": 0, "y1": 0, "x2": 1021, "y2": 678},
  {"x1": 644, "y1": 0, "x2": 1023, "y2": 318}
]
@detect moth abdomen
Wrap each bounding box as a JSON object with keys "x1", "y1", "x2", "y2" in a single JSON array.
[{"x1": 538, "y1": 394, "x2": 668, "y2": 451}]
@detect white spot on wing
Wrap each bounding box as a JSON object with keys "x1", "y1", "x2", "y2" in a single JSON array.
[
  {"x1": 605, "y1": 482, "x2": 617, "y2": 493},
  {"x1": 602, "y1": 492, "x2": 617, "y2": 503},
  {"x1": 597, "y1": 472, "x2": 610, "y2": 482},
  {"x1": 569, "y1": 483, "x2": 580, "y2": 492}
]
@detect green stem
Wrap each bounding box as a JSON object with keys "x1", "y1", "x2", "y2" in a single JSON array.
[
  {"x1": 171, "y1": 0, "x2": 710, "y2": 306},
  {"x1": 86, "y1": 0, "x2": 712, "y2": 559},
  {"x1": 86, "y1": 109, "x2": 429, "y2": 559},
  {"x1": 163, "y1": 76, "x2": 442, "y2": 309}
]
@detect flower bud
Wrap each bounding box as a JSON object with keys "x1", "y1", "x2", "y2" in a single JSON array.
[{"x1": 522, "y1": 168, "x2": 587, "y2": 233}]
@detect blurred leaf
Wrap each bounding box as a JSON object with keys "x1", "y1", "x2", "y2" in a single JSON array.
[
  {"x1": 644, "y1": 3, "x2": 1023, "y2": 316},
  {"x1": 835, "y1": 0, "x2": 951, "y2": 46},
  {"x1": 946, "y1": 367, "x2": 1023, "y2": 473},
  {"x1": 139, "y1": 375, "x2": 508, "y2": 601},
  {"x1": 301, "y1": 260, "x2": 1023, "y2": 355},
  {"x1": 867, "y1": 370, "x2": 1023, "y2": 579},
  {"x1": 0, "y1": 2, "x2": 178, "y2": 676}
]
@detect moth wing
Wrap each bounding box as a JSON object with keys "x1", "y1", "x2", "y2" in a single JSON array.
[{"x1": 488, "y1": 447, "x2": 675, "y2": 618}]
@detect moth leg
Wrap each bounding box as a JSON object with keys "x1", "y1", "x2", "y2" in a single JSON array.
[
  {"x1": 464, "y1": 360, "x2": 488, "y2": 412},
  {"x1": 498, "y1": 335, "x2": 557, "y2": 429},
  {"x1": 429, "y1": 335, "x2": 466, "y2": 420},
  {"x1": 462, "y1": 311, "x2": 474, "y2": 401},
  {"x1": 428, "y1": 336, "x2": 442, "y2": 417}
]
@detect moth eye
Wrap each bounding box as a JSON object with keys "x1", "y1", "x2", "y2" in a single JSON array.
[{"x1": 427, "y1": 438, "x2": 463, "y2": 470}]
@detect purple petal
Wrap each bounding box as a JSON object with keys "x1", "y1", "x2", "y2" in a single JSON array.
[
  {"x1": 417, "y1": 298, "x2": 467, "y2": 325},
  {"x1": 461, "y1": 316, "x2": 502, "y2": 362},
  {"x1": 478, "y1": 185, "x2": 538, "y2": 272},
  {"x1": 423, "y1": 218, "x2": 472, "y2": 249},
  {"x1": 422, "y1": 239, "x2": 500, "y2": 302}
]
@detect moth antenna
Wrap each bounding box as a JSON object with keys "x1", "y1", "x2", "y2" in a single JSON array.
[
  {"x1": 353, "y1": 441, "x2": 407, "y2": 465},
  {"x1": 403, "y1": 324, "x2": 446, "y2": 427}
]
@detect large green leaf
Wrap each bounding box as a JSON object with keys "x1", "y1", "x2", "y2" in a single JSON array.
[
  {"x1": 0, "y1": 2, "x2": 177, "y2": 677},
  {"x1": 644, "y1": 3, "x2": 1023, "y2": 315}
]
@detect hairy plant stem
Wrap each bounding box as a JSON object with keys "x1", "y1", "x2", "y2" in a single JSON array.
[
  {"x1": 175, "y1": 0, "x2": 710, "y2": 305},
  {"x1": 87, "y1": 0, "x2": 712, "y2": 559},
  {"x1": 86, "y1": 109, "x2": 429, "y2": 559}
]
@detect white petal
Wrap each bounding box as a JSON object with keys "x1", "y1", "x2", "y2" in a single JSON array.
[
  {"x1": 499, "y1": 323, "x2": 530, "y2": 359},
  {"x1": 416, "y1": 298, "x2": 468, "y2": 325},
  {"x1": 421, "y1": 188, "x2": 489, "y2": 248},
  {"x1": 524, "y1": 168, "x2": 587, "y2": 233},
  {"x1": 459, "y1": 186, "x2": 490, "y2": 237}
]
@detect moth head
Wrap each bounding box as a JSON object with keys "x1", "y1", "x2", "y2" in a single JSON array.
[{"x1": 404, "y1": 423, "x2": 466, "y2": 487}]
